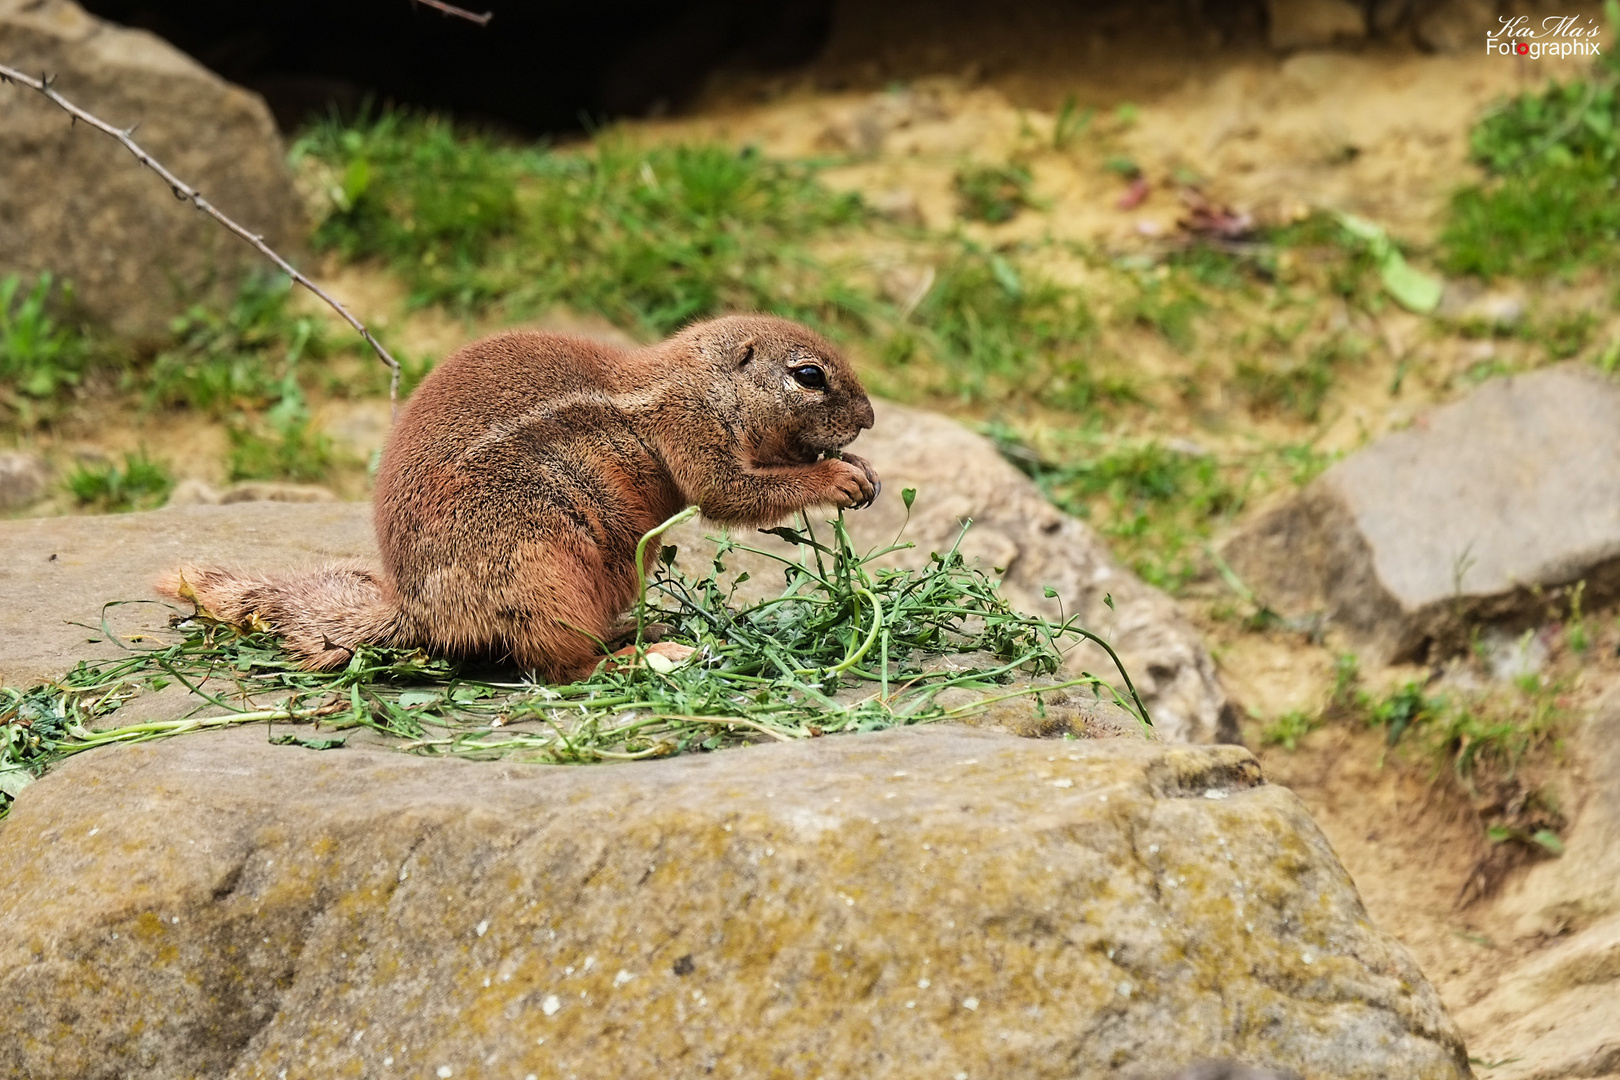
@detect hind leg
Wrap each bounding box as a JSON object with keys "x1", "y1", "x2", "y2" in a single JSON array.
[{"x1": 499, "y1": 540, "x2": 637, "y2": 684}]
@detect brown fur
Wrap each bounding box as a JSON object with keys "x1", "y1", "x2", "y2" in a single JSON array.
[{"x1": 158, "y1": 314, "x2": 879, "y2": 681}]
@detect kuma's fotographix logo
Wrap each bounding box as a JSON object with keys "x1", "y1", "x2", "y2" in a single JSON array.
[{"x1": 1487, "y1": 14, "x2": 1606, "y2": 58}]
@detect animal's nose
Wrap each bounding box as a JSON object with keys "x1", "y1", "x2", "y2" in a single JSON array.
[{"x1": 856, "y1": 398, "x2": 875, "y2": 430}]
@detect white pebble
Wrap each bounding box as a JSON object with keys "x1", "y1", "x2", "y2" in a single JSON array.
[
  {"x1": 962, "y1": 997, "x2": 979, "y2": 1011},
  {"x1": 541, "y1": 995, "x2": 561, "y2": 1016},
  {"x1": 613, "y1": 970, "x2": 634, "y2": 987},
  {"x1": 476, "y1": 920, "x2": 489, "y2": 937},
  {"x1": 437, "y1": 1068, "x2": 453, "y2": 1078},
  {"x1": 918, "y1": 978, "x2": 931, "y2": 989},
  {"x1": 1051, "y1": 779, "x2": 1073, "y2": 789},
  {"x1": 1203, "y1": 789, "x2": 1229, "y2": 800}
]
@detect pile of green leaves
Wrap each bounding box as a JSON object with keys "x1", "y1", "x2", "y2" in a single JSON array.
[
  {"x1": 1443, "y1": 10, "x2": 1620, "y2": 279},
  {"x1": 0, "y1": 503, "x2": 1148, "y2": 819},
  {"x1": 296, "y1": 112, "x2": 868, "y2": 335}
]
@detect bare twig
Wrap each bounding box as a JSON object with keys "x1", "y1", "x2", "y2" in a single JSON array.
[
  {"x1": 409, "y1": 0, "x2": 493, "y2": 25},
  {"x1": 0, "y1": 63, "x2": 403, "y2": 411}
]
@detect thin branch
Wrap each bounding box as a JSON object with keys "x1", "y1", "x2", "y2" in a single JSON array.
[
  {"x1": 0, "y1": 63, "x2": 403, "y2": 411},
  {"x1": 409, "y1": 0, "x2": 494, "y2": 25}
]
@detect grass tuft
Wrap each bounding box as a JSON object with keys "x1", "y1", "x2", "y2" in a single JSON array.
[
  {"x1": 66, "y1": 450, "x2": 174, "y2": 512},
  {"x1": 0, "y1": 272, "x2": 90, "y2": 424},
  {"x1": 954, "y1": 161, "x2": 1036, "y2": 223},
  {"x1": 145, "y1": 273, "x2": 328, "y2": 417}
]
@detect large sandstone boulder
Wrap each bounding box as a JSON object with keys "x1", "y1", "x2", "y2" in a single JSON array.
[
  {"x1": 0, "y1": 401, "x2": 1234, "y2": 742},
  {"x1": 0, "y1": 725, "x2": 1472, "y2": 1079},
  {"x1": 1221, "y1": 366, "x2": 1620, "y2": 663},
  {"x1": 0, "y1": 0, "x2": 304, "y2": 336}
]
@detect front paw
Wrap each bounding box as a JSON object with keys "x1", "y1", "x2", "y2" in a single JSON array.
[
  {"x1": 821, "y1": 456, "x2": 879, "y2": 510},
  {"x1": 840, "y1": 453, "x2": 881, "y2": 509}
]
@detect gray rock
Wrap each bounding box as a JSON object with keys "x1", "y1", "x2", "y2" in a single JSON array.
[
  {"x1": 1165, "y1": 1064, "x2": 1305, "y2": 1080},
  {"x1": 0, "y1": 449, "x2": 49, "y2": 510},
  {"x1": 0, "y1": 0, "x2": 305, "y2": 337},
  {"x1": 0, "y1": 402, "x2": 1232, "y2": 743},
  {"x1": 1221, "y1": 366, "x2": 1620, "y2": 662},
  {"x1": 1267, "y1": 0, "x2": 1368, "y2": 49},
  {"x1": 164, "y1": 479, "x2": 338, "y2": 506},
  {"x1": 0, "y1": 725, "x2": 1472, "y2": 1080}
]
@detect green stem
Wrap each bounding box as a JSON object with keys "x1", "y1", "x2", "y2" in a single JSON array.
[{"x1": 632, "y1": 505, "x2": 701, "y2": 649}]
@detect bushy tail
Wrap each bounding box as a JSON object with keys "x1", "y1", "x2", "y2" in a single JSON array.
[{"x1": 156, "y1": 560, "x2": 417, "y2": 671}]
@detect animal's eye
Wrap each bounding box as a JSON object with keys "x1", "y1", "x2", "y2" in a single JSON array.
[{"x1": 790, "y1": 365, "x2": 827, "y2": 390}]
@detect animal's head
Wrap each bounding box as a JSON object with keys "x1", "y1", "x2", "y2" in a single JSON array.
[{"x1": 682, "y1": 315, "x2": 875, "y2": 464}]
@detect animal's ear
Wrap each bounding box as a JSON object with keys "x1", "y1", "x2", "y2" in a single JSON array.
[{"x1": 735, "y1": 336, "x2": 757, "y2": 368}]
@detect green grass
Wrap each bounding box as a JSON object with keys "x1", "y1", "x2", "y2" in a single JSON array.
[
  {"x1": 1442, "y1": 48, "x2": 1620, "y2": 279},
  {"x1": 0, "y1": 273, "x2": 89, "y2": 424},
  {"x1": 903, "y1": 247, "x2": 1110, "y2": 408},
  {"x1": 990, "y1": 427, "x2": 1245, "y2": 592},
  {"x1": 145, "y1": 272, "x2": 328, "y2": 417},
  {"x1": 1118, "y1": 275, "x2": 1205, "y2": 351},
  {"x1": 66, "y1": 450, "x2": 174, "y2": 512},
  {"x1": 954, "y1": 161, "x2": 1036, "y2": 223},
  {"x1": 1260, "y1": 709, "x2": 1319, "y2": 751},
  {"x1": 0, "y1": 504, "x2": 1150, "y2": 819},
  {"x1": 1444, "y1": 160, "x2": 1620, "y2": 279},
  {"x1": 1234, "y1": 333, "x2": 1367, "y2": 423},
  {"x1": 296, "y1": 112, "x2": 868, "y2": 335}
]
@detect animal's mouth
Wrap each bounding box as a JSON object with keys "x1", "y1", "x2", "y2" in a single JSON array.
[{"x1": 752, "y1": 428, "x2": 858, "y2": 468}]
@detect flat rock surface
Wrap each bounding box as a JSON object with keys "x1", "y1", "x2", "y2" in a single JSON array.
[
  {"x1": 0, "y1": 401, "x2": 1231, "y2": 743},
  {"x1": 0, "y1": 499, "x2": 371, "y2": 687},
  {"x1": 0, "y1": 0, "x2": 304, "y2": 335},
  {"x1": 1221, "y1": 366, "x2": 1620, "y2": 661},
  {"x1": 0, "y1": 726, "x2": 1470, "y2": 1080}
]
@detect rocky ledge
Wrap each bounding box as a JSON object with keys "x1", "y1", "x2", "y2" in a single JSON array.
[{"x1": 0, "y1": 726, "x2": 1469, "y2": 1079}]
